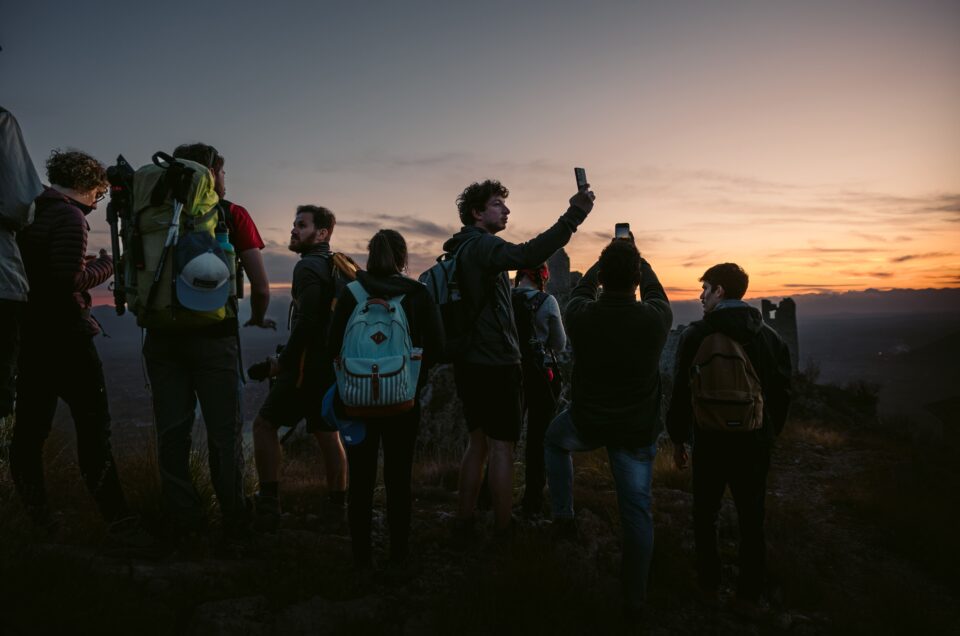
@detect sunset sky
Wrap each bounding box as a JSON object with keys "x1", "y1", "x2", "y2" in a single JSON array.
[{"x1": 4, "y1": 0, "x2": 958, "y2": 300}]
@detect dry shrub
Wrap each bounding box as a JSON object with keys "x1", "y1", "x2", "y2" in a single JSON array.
[{"x1": 781, "y1": 419, "x2": 846, "y2": 448}]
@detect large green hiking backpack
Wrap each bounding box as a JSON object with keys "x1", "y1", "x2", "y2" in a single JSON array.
[{"x1": 123, "y1": 152, "x2": 236, "y2": 329}]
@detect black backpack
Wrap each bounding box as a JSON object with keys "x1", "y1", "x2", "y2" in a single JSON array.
[{"x1": 512, "y1": 289, "x2": 549, "y2": 367}]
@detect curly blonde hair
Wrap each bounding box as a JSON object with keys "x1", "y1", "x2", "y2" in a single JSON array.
[{"x1": 45, "y1": 149, "x2": 107, "y2": 191}]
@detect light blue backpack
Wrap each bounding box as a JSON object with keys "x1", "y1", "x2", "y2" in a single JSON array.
[{"x1": 334, "y1": 281, "x2": 422, "y2": 417}]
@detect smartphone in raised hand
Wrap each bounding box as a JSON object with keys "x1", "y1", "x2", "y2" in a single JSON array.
[
  {"x1": 615, "y1": 222, "x2": 630, "y2": 240},
  {"x1": 575, "y1": 167, "x2": 588, "y2": 191}
]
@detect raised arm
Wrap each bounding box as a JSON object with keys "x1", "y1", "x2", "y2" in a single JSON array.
[{"x1": 485, "y1": 190, "x2": 594, "y2": 272}]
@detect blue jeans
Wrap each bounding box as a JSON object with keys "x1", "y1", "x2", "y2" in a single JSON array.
[{"x1": 544, "y1": 409, "x2": 657, "y2": 608}]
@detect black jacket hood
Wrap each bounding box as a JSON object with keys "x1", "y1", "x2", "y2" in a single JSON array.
[
  {"x1": 442, "y1": 226, "x2": 485, "y2": 253},
  {"x1": 705, "y1": 304, "x2": 764, "y2": 343},
  {"x1": 356, "y1": 271, "x2": 425, "y2": 299}
]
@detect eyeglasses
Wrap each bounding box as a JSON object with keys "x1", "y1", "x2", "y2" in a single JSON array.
[{"x1": 95, "y1": 190, "x2": 107, "y2": 203}]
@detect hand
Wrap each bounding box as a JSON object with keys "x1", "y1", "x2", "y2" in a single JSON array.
[
  {"x1": 99, "y1": 248, "x2": 109, "y2": 259},
  {"x1": 244, "y1": 316, "x2": 277, "y2": 330},
  {"x1": 673, "y1": 443, "x2": 688, "y2": 470},
  {"x1": 569, "y1": 184, "x2": 596, "y2": 214}
]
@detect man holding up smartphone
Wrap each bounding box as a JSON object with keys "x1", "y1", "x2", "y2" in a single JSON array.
[
  {"x1": 544, "y1": 230, "x2": 672, "y2": 620},
  {"x1": 445, "y1": 174, "x2": 595, "y2": 543}
]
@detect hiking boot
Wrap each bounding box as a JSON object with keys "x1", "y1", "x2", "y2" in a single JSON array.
[
  {"x1": 103, "y1": 516, "x2": 161, "y2": 559},
  {"x1": 450, "y1": 517, "x2": 477, "y2": 551},
  {"x1": 253, "y1": 493, "x2": 281, "y2": 533}
]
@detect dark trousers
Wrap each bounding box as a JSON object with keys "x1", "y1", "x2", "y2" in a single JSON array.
[
  {"x1": 692, "y1": 434, "x2": 771, "y2": 599},
  {"x1": 346, "y1": 406, "x2": 419, "y2": 566},
  {"x1": 520, "y1": 362, "x2": 560, "y2": 506},
  {"x1": 11, "y1": 331, "x2": 128, "y2": 521},
  {"x1": 143, "y1": 331, "x2": 246, "y2": 532},
  {"x1": 0, "y1": 299, "x2": 25, "y2": 418}
]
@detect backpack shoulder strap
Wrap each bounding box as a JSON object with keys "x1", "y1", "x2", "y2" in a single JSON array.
[
  {"x1": 218, "y1": 199, "x2": 234, "y2": 232},
  {"x1": 528, "y1": 291, "x2": 549, "y2": 313},
  {"x1": 347, "y1": 280, "x2": 369, "y2": 304},
  {"x1": 332, "y1": 252, "x2": 360, "y2": 281}
]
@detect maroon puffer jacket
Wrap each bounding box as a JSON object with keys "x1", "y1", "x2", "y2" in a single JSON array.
[{"x1": 18, "y1": 187, "x2": 113, "y2": 336}]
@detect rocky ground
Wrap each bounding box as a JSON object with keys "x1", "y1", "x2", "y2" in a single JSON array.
[{"x1": 1, "y1": 379, "x2": 958, "y2": 635}]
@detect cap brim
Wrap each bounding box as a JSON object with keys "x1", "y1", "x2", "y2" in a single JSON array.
[{"x1": 176, "y1": 278, "x2": 230, "y2": 312}]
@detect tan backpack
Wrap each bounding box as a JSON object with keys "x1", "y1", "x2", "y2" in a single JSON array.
[{"x1": 689, "y1": 332, "x2": 764, "y2": 432}]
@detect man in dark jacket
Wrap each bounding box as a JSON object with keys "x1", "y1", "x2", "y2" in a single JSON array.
[
  {"x1": 444, "y1": 179, "x2": 594, "y2": 537},
  {"x1": 544, "y1": 238, "x2": 672, "y2": 618},
  {"x1": 666, "y1": 262, "x2": 791, "y2": 605},
  {"x1": 251, "y1": 205, "x2": 348, "y2": 529},
  {"x1": 12, "y1": 150, "x2": 131, "y2": 529}
]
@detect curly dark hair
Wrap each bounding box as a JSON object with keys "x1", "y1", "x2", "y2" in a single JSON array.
[
  {"x1": 700, "y1": 263, "x2": 749, "y2": 299},
  {"x1": 598, "y1": 239, "x2": 642, "y2": 292},
  {"x1": 45, "y1": 150, "x2": 107, "y2": 191},
  {"x1": 456, "y1": 180, "x2": 509, "y2": 226}
]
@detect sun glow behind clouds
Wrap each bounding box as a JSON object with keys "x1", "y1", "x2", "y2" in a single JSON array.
[{"x1": 6, "y1": 1, "x2": 958, "y2": 302}]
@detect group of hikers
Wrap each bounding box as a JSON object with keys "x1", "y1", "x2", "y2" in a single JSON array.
[{"x1": 0, "y1": 105, "x2": 792, "y2": 619}]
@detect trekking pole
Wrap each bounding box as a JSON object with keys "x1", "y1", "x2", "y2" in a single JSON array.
[{"x1": 142, "y1": 199, "x2": 184, "y2": 315}]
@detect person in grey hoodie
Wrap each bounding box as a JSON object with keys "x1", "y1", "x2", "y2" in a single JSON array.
[
  {"x1": 0, "y1": 106, "x2": 42, "y2": 418},
  {"x1": 444, "y1": 178, "x2": 594, "y2": 539}
]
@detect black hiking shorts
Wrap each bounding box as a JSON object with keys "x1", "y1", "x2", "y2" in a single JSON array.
[
  {"x1": 454, "y1": 362, "x2": 523, "y2": 442},
  {"x1": 258, "y1": 373, "x2": 336, "y2": 433}
]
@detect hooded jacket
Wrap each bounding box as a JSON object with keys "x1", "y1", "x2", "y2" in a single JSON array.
[
  {"x1": 564, "y1": 259, "x2": 673, "y2": 448},
  {"x1": 277, "y1": 244, "x2": 336, "y2": 384},
  {"x1": 441, "y1": 204, "x2": 588, "y2": 366},
  {"x1": 666, "y1": 303, "x2": 792, "y2": 446},
  {"x1": 17, "y1": 187, "x2": 113, "y2": 336},
  {"x1": 328, "y1": 271, "x2": 444, "y2": 389}
]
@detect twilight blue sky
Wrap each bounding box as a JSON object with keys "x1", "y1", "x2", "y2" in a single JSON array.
[{"x1": 3, "y1": 0, "x2": 958, "y2": 298}]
